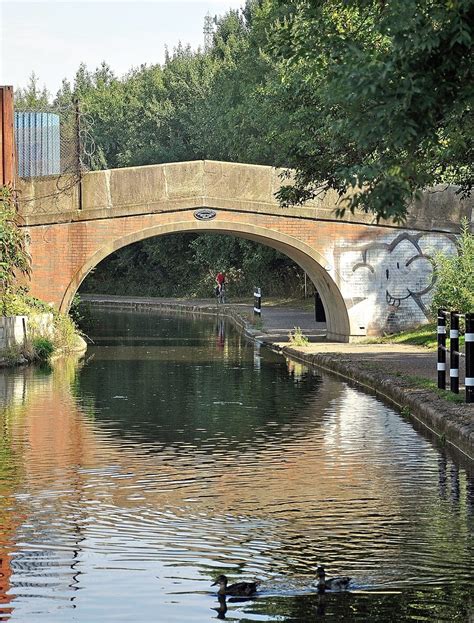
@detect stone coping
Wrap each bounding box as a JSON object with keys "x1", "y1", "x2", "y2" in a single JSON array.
[{"x1": 17, "y1": 161, "x2": 472, "y2": 234}]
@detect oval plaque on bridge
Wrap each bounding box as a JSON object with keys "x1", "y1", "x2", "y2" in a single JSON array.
[{"x1": 194, "y1": 209, "x2": 217, "y2": 221}]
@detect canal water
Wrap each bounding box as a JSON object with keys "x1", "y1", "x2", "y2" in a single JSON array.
[{"x1": 0, "y1": 309, "x2": 473, "y2": 622}]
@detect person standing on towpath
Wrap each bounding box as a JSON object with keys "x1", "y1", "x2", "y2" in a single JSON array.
[{"x1": 215, "y1": 271, "x2": 226, "y2": 303}]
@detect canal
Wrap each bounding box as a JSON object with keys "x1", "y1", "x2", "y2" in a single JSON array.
[{"x1": 0, "y1": 309, "x2": 473, "y2": 621}]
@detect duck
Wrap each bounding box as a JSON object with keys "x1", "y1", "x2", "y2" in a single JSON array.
[
  {"x1": 211, "y1": 574, "x2": 258, "y2": 597},
  {"x1": 316, "y1": 566, "x2": 351, "y2": 591}
]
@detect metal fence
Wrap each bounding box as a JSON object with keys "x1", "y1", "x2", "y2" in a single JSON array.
[
  {"x1": 14, "y1": 98, "x2": 94, "y2": 204},
  {"x1": 15, "y1": 111, "x2": 62, "y2": 177}
]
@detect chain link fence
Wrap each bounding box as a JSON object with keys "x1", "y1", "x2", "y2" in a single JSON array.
[{"x1": 14, "y1": 99, "x2": 95, "y2": 209}]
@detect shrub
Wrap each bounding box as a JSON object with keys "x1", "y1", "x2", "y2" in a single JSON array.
[
  {"x1": 68, "y1": 294, "x2": 93, "y2": 330},
  {"x1": 53, "y1": 312, "x2": 80, "y2": 352},
  {"x1": 430, "y1": 218, "x2": 474, "y2": 316},
  {"x1": 32, "y1": 337, "x2": 54, "y2": 361},
  {"x1": 288, "y1": 326, "x2": 309, "y2": 346},
  {"x1": 0, "y1": 187, "x2": 31, "y2": 313}
]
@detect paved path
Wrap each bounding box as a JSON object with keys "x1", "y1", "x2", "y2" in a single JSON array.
[
  {"x1": 81, "y1": 294, "x2": 457, "y2": 386},
  {"x1": 281, "y1": 342, "x2": 451, "y2": 384}
]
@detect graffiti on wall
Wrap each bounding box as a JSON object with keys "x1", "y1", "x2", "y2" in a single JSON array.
[{"x1": 335, "y1": 232, "x2": 456, "y2": 333}]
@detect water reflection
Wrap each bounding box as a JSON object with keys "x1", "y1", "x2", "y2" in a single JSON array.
[{"x1": 0, "y1": 309, "x2": 472, "y2": 622}]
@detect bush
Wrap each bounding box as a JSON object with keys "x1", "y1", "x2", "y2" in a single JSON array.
[
  {"x1": 0, "y1": 186, "x2": 31, "y2": 313},
  {"x1": 1, "y1": 290, "x2": 82, "y2": 358},
  {"x1": 430, "y1": 218, "x2": 474, "y2": 316},
  {"x1": 68, "y1": 294, "x2": 93, "y2": 330},
  {"x1": 53, "y1": 312, "x2": 81, "y2": 352},
  {"x1": 32, "y1": 337, "x2": 54, "y2": 361},
  {"x1": 0, "y1": 289, "x2": 52, "y2": 316},
  {"x1": 288, "y1": 326, "x2": 309, "y2": 346}
]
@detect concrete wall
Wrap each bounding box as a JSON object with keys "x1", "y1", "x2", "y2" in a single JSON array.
[
  {"x1": 0, "y1": 313, "x2": 54, "y2": 350},
  {"x1": 0, "y1": 316, "x2": 28, "y2": 349}
]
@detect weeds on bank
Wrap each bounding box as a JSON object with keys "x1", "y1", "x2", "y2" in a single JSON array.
[
  {"x1": 0, "y1": 292, "x2": 83, "y2": 365},
  {"x1": 288, "y1": 327, "x2": 309, "y2": 347},
  {"x1": 53, "y1": 313, "x2": 81, "y2": 352},
  {"x1": 32, "y1": 337, "x2": 54, "y2": 361},
  {"x1": 253, "y1": 317, "x2": 264, "y2": 330},
  {"x1": 366, "y1": 322, "x2": 466, "y2": 351},
  {"x1": 0, "y1": 345, "x2": 24, "y2": 365},
  {"x1": 402, "y1": 375, "x2": 465, "y2": 403}
]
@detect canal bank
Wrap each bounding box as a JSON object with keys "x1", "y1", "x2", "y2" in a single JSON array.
[{"x1": 81, "y1": 294, "x2": 474, "y2": 461}]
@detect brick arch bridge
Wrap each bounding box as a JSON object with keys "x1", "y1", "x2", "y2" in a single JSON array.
[{"x1": 18, "y1": 160, "x2": 469, "y2": 342}]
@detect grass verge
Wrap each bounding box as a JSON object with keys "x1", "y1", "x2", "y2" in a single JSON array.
[
  {"x1": 367, "y1": 322, "x2": 465, "y2": 351},
  {"x1": 399, "y1": 374, "x2": 465, "y2": 403}
]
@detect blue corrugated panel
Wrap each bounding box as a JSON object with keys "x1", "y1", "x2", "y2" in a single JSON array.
[{"x1": 14, "y1": 112, "x2": 61, "y2": 177}]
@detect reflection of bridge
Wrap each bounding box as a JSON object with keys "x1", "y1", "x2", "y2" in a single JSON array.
[{"x1": 18, "y1": 160, "x2": 470, "y2": 341}]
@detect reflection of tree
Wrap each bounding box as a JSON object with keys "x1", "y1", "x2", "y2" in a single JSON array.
[
  {"x1": 0, "y1": 371, "x2": 43, "y2": 613},
  {"x1": 77, "y1": 310, "x2": 327, "y2": 452},
  {"x1": 240, "y1": 587, "x2": 474, "y2": 622}
]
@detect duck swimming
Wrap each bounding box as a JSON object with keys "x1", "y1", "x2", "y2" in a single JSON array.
[
  {"x1": 211, "y1": 574, "x2": 258, "y2": 597},
  {"x1": 316, "y1": 566, "x2": 351, "y2": 591}
]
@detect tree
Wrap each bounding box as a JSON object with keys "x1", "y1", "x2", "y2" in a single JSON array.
[
  {"x1": 269, "y1": 0, "x2": 474, "y2": 222},
  {"x1": 430, "y1": 219, "x2": 474, "y2": 315},
  {"x1": 14, "y1": 72, "x2": 51, "y2": 108},
  {"x1": 0, "y1": 187, "x2": 31, "y2": 313}
]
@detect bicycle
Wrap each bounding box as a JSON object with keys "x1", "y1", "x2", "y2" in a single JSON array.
[{"x1": 217, "y1": 283, "x2": 226, "y2": 304}]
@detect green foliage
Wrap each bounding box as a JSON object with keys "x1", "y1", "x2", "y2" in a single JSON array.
[
  {"x1": 404, "y1": 375, "x2": 466, "y2": 404},
  {"x1": 430, "y1": 219, "x2": 474, "y2": 315},
  {"x1": 0, "y1": 288, "x2": 51, "y2": 316},
  {"x1": 52, "y1": 312, "x2": 81, "y2": 353},
  {"x1": 68, "y1": 294, "x2": 89, "y2": 324},
  {"x1": 369, "y1": 322, "x2": 466, "y2": 349},
  {"x1": 80, "y1": 233, "x2": 306, "y2": 299},
  {"x1": 380, "y1": 323, "x2": 438, "y2": 349},
  {"x1": 0, "y1": 345, "x2": 24, "y2": 366},
  {"x1": 32, "y1": 336, "x2": 54, "y2": 361},
  {"x1": 269, "y1": 0, "x2": 474, "y2": 221},
  {"x1": 14, "y1": 72, "x2": 51, "y2": 108},
  {"x1": 20, "y1": 0, "x2": 471, "y2": 298},
  {"x1": 23, "y1": 0, "x2": 473, "y2": 226},
  {"x1": 0, "y1": 287, "x2": 81, "y2": 360},
  {"x1": 288, "y1": 326, "x2": 309, "y2": 346},
  {"x1": 0, "y1": 187, "x2": 31, "y2": 311}
]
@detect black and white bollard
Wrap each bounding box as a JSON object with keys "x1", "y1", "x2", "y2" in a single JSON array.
[
  {"x1": 254, "y1": 287, "x2": 262, "y2": 316},
  {"x1": 450, "y1": 311, "x2": 460, "y2": 394},
  {"x1": 437, "y1": 309, "x2": 447, "y2": 390},
  {"x1": 466, "y1": 312, "x2": 474, "y2": 404}
]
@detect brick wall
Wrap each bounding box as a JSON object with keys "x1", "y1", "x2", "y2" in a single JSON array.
[{"x1": 25, "y1": 208, "x2": 456, "y2": 339}]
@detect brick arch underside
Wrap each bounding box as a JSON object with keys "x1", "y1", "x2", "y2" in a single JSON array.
[{"x1": 61, "y1": 219, "x2": 352, "y2": 341}]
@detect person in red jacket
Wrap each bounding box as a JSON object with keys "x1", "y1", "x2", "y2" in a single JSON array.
[{"x1": 215, "y1": 271, "x2": 226, "y2": 302}]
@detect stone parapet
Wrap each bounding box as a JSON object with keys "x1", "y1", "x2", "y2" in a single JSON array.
[{"x1": 17, "y1": 160, "x2": 472, "y2": 234}]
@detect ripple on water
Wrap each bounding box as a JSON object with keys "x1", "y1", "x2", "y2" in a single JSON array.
[{"x1": 0, "y1": 311, "x2": 473, "y2": 622}]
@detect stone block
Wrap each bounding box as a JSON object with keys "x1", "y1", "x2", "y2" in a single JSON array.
[{"x1": 0, "y1": 316, "x2": 27, "y2": 348}]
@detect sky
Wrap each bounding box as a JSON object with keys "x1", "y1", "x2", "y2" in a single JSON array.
[{"x1": 1, "y1": 0, "x2": 244, "y2": 96}]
